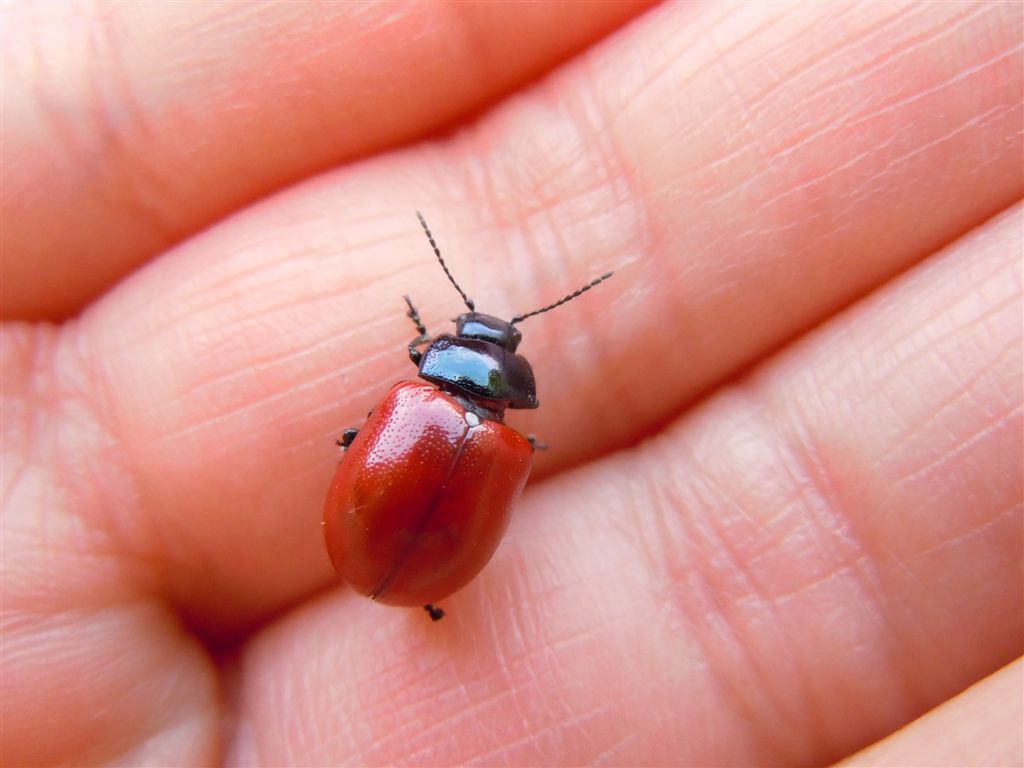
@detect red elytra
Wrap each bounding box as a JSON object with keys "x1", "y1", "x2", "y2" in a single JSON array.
[
  {"x1": 323, "y1": 213, "x2": 612, "y2": 620},
  {"x1": 323, "y1": 380, "x2": 532, "y2": 607}
]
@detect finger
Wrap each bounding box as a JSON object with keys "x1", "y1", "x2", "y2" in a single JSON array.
[
  {"x1": 12, "y1": 0, "x2": 1021, "y2": 641},
  {"x1": 837, "y1": 659, "x2": 1023, "y2": 767},
  {"x1": 226, "y1": 202, "x2": 1022, "y2": 765},
  {"x1": 0, "y1": 0, "x2": 652, "y2": 319},
  {"x1": 0, "y1": 327, "x2": 219, "y2": 764}
]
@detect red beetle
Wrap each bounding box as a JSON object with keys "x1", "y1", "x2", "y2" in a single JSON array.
[{"x1": 324, "y1": 213, "x2": 612, "y2": 620}]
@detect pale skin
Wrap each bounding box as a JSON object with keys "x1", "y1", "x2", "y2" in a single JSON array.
[{"x1": 1, "y1": 1, "x2": 1021, "y2": 765}]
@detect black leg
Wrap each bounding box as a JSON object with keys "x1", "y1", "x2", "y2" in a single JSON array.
[
  {"x1": 404, "y1": 296, "x2": 432, "y2": 366},
  {"x1": 527, "y1": 434, "x2": 548, "y2": 452},
  {"x1": 423, "y1": 604, "x2": 445, "y2": 621},
  {"x1": 407, "y1": 334, "x2": 431, "y2": 366},
  {"x1": 404, "y1": 295, "x2": 428, "y2": 335},
  {"x1": 336, "y1": 428, "x2": 359, "y2": 450}
]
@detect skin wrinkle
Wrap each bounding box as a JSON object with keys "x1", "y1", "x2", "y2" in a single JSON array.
[
  {"x1": 0, "y1": 327, "x2": 52, "y2": 503},
  {"x1": 609, "y1": 2, "x2": 783, "y2": 139},
  {"x1": 756, "y1": 413, "x2": 871, "y2": 600},
  {"x1": 9, "y1": 4, "x2": 110, "y2": 183},
  {"x1": 864, "y1": 277, "x2": 1022, "y2": 495},
  {"x1": 769, "y1": 391, "x2": 898, "y2": 619},
  {"x1": 443, "y1": 2, "x2": 499, "y2": 102},
  {"x1": 428, "y1": 671, "x2": 527, "y2": 764},
  {"x1": 688, "y1": 6, "x2": 1014, "y2": 190},
  {"x1": 112, "y1": 236, "x2": 408, "y2": 355},
  {"x1": 91, "y1": 611, "x2": 209, "y2": 760},
  {"x1": 770, "y1": 6, "x2": 988, "y2": 140},
  {"x1": 144, "y1": 203, "x2": 426, "y2": 329},
  {"x1": 106, "y1": 234, "x2": 290, "y2": 342},
  {"x1": 69, "y1": 304, "x2": 243, "y2": 616},
  {"x1": 4, "y1": 597, "x2": 218, "y2": 765},
  {"x1": 589, "y1": 729, "x2": 649, "y2": 767},
  {"x1": 903, "y1": 502, "x2": 1022, "y2": 570},
  {"x1": 114, "y1": 295, "x2": 415, "y2": 453},
  {"x1": 870, "y1": 262, "x2": 1018, "y2": 398},
  {"x1": 901, "y1": 421, "x2": 1019, "y2": 561},
  {"x1": 565, "y1": 666, "x2": 663, "y2": 762},
  {"x1": 394, "y1": 667, "x2": 490, "y2": 764},
  {"x1": 83, "y1": 0, "x2": 179, "y2": 243},
  {"x1": 700, "y1": 2, "x2": 990, "y2": 176},
  {"x1": 457, "y1": 63, "x2": 646, "y2": 252},
  {"x1": 560, "y1": 69, "x2": 652, "y2": 431},
  {"x1": 394, "y1": 544, "x2": 642, "y2": 764},
  {"x1": 708, "y1": 4, "x2": 917, "y2": 135},
  {"x1": 704, "y1": 403, "x2": 897, "y2": 757},
  {"x1": 9, "y1": 497, "x2": 156, "y2": 628},
  {"x1": 147, "y1": 298, "x2": 394, "y2": 424},
  {"x1": 640, "y1": 446, "x2": 798, "y2": 763},
  {"x1": 896, "y1": 338, "x2": 1021, "y2": 488},
  {"x1": 569, "y1": 63, "x2": 638, "y2": 216},
  {"x1": 364, "y1": 631, "x2": 497, "y2": 746},
  {"x1": 12, "y1": 327, "x2": 152, "y2": 592},
  {"x1": 276, "y1": 663, "x2": 315, "y2": 768},
  {"x1": 470, "y1": 673, "x2": 637, "y2": 767},
  {"x1": 692, "y1": 433, "x2": 831, "y2": 760},
  {"x1": 708, "y1": 32, "x2": 764, "y2": 164},
  {"x1": 696, "y1": 115, "x2": 1015, "y2": 284},
  {"x1": 536, "y1": 656, "x2": 589, "y2": 752},
  {"x1": 712, "y1": 94, "x2": 1017, "y2": 229},
  {"x1": 889, "y1": 542, "x2": 1009, "y2": 694},
  {"x1": 454, "y1": 661, "x2": 528, "y2": 754},
  {"x1": 763, "y1": 385, "x2": 917, "y2": 728},
  {"x1": 685, "y1": 100, "x2": 1017, "y2": 331},
  {"x1": 774, "y1": 244, "x2": 1015, "y2": 655},
  {"x1": 769, "y1": 555, "x2": 873, "y2": 607},
  {"x1": 816, "y1": 109, "x2": 1020, "y2": 245},
  {"x1": 478, "y1": 606, "x2": 552, "y2": 764},
  {"x1": 256, "y1": 644, "x2": 303, "y2": 765},
  {"x1": 833, "y1": 100, "x2": 1016, "y2": 211}
]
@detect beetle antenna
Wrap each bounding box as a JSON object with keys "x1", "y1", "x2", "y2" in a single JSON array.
[
  {"x1": 510, "y1": 271, "x2": 614, "y2": 324},
  {"x1": 416, "y1": 212, "x2": 475, "y2": 311}
]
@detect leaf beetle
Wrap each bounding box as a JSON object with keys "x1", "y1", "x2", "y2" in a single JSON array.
[{"x1": 323, "y1": 213, "x2": 613, "y2": 620}]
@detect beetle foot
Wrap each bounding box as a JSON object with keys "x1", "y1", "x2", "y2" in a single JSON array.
[
  {"x1": 527, "y1": 434, "x2": 548, "y2": 451},
  {"x1": 337, "y1": 428, "x2": 359, "y2": 450},
  {"x1": 423, "y1": 604, "x2": 445, "y2": 621},
  {"x1": 404, "y1": 295, "x2": 429, "y2": 336}
]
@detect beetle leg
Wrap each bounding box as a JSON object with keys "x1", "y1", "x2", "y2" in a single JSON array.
[
  {"x1": 407, "y1": 334, "x2": 432, "y2": 366},
  {"x1": 527, "y1": 434, "x2": 548, "y2": 452},
  {"x1": 336, "y1": 428, "x2": 359, "y2": 450},
  {"x1": 404, "y1": 296, "x2": 433, "y2": 365},
  {"x1": 404, "y1": 295, "x2": 428, "y2": 335},
  {"x1": 423, "y1": 604, "x2": 445, "y2": 621}
]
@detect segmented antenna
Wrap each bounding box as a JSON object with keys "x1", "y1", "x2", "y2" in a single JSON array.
[
  {"x1": 511, "y1": 271, "x2": 614, "y2": 324},
  {"x1": 416, "y1": 212, "x2": 474, "y2": 311}
]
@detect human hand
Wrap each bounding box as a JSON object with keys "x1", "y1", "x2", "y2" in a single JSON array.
[{"x1": 2, "y1": 2, "x2": 1021, "y2": 765}]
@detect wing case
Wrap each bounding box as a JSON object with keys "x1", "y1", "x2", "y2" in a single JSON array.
[{"x1": 323, "y1": 380, "x2": 532, "y2": 606}]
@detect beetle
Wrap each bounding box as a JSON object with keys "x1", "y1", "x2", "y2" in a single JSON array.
[{"x1": 323, "y1": 212, "x2": 612, "y2": 620}]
